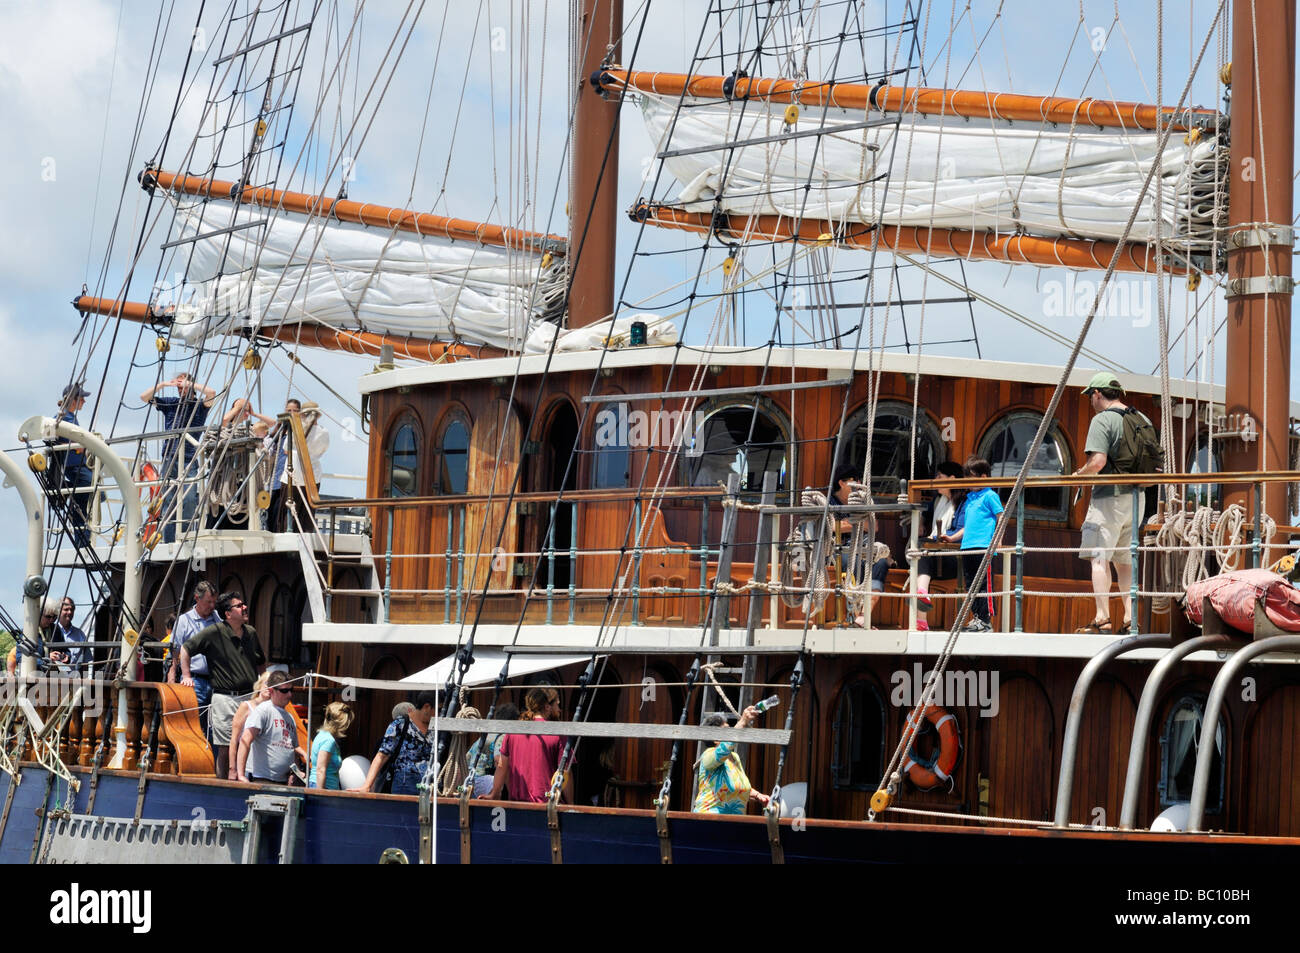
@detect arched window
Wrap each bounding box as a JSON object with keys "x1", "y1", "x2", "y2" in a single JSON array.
[
  {"x1": 832, "y1": 678, "x2": 886, "y2": 790},
  {"x1": 978, "y1": 412, "x2": 1070, "y2": 520},
  {"x1": 387, "y1": 417, "x2": 420, "y2": 498},
  {"x1": 267, "y1": 583, "x2": 294, "y2": 661},
  {"x1": 592, "y1": 401, "x2": 631, "y2": 489},
  {"x1": 437, "y1": 417, "x2": 470, "y2": 494},
  {"x1": 1159, "y1": 692, "x2": 1225, "y2": 812},
  {"x1": 683, "y1": 403, "x2": 789, "y2": 491},
  {"x1": 842, "y1": 401, "x2": 944, "y2": 498}
]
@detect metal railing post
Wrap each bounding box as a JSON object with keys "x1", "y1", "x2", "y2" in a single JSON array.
[
  {"x1": 1252, "y1": 482, "x2": 1262, "y2": 568},
  {"x1": 568, "y1": 502, "x2": 577, "y2": 624},
  {"x1": 382, "y1": 508, "x2": 393, "y2": 624},
  {"x1": 1015, "y1": 493, "x2": 1024, "y2": 632},
  {"x1": 1129, "y1": 487, "x2": 1140, "y2": 635},
  {"x1": 631, "y1": 498, "x2": 643, "y2": 625},
  {"x1": 545, "y1": 502, "x2": 556, "y2": 626},
  {"x1": 456, "y1": 507, "x2": 466, "y2": 623},
  {"x1": 444, "y1": 509, "x2": 453, "y2": 623}
]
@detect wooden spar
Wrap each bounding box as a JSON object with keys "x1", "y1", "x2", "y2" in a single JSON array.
[
  {"x1": 567, "y1": 0, "x2": 623, "y2": 328},
  {"x1": 140, "y1": 168, "x2": 567, "y2": 255},
  {"x1": 593, "y1": 69, "x2": 1220, "y2": 132},
  {"x1": 630, "y1": 203, "x2": 1162, "y2": 274},
  {"x1": 70, "y1": 294, "x2": 492, "y2": 362},
  {"x1": 1222, "y1": 0, "x2": 1295, "y2": 531}
]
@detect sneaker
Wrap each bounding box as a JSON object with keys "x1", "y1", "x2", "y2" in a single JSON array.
[
  {"x1": 917, "y1": 589, "x2": 933, "y2": 612},
  {"x1": 962, "y1": 618, "x2": 992, "y2": 633}
]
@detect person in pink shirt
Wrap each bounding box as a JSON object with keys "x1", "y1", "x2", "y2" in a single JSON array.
[{"x1": 481, "y1": 687, "x2": 571, "y2": 803}]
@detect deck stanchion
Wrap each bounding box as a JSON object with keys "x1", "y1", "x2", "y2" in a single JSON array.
[
  {"x1": 1015, "y1": 494, "x2": 1024, "y2": 632},
  {"x1": 1252, "y1": 483, "x2": 1263, "y2": 568},
  {"x1": 382, "y1": 509, "x2": 393, "y2": 624},
  {"x1": 444, "y1": 508, "x2": 454, "y2": 623},
  {"x1": 1130, "y1": 487, "x2": 1140, "y2": 635},
  {"x1": 632, "y1": 499, "x2": 643, "y2": 625},
  {"x1": 456, "y1": 508, "x2": 466, "y2": 623},
  {"x1": 546, "y1": 502, "x2": 556, "y2": 625},
  {"x1": 568, "y1": 502, "x2": 577, "y2": 623}
]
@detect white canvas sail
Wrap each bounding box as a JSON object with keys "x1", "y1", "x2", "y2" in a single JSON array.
[
  {"x1": 168, "y1": 198, "x2": 570, "y2": 351},
  {"x1": 640, "y1": 93, "x2": 1226, "y2": 248}
]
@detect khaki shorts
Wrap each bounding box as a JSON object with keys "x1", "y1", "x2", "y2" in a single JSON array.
[
  {"x1": 1079, "y1": 492, "x2": 1145, "y2": 566},
  {"x1": 207, "y1": 692, "x2": 240, "y2": 746}
]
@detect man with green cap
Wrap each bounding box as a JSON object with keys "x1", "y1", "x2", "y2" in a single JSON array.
[{"x1": 1071, "y1": 371, "x2": 1154, "y2": 633}]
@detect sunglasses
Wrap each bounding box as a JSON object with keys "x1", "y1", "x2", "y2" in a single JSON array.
[{"x1": 272, "y1": 685, "x2": 292, "y2": 694}]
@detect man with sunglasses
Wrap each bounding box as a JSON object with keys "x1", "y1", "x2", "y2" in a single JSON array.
[
  {"x1": 179, "y1": 591, "x2": 265, "y2": 778},
  {"x1": 235, "y1": 670, "x2": 305, "y2": 785}
]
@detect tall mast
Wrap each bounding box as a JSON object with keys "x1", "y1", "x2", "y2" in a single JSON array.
[
  {"x1": 567, "y1": 0, "x2": 623, "y2": 328},
  {"x1": 1222, "y1": 0, "x2": 1295, "y2": 529}
]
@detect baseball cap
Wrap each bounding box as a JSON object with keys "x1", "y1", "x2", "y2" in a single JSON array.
[
  {"x1": 61, "y1": 383, "x2": 91, "y2": 400},
  {"x1": 1082, "y1": 371, "x2": 1123, "y2": 396}
]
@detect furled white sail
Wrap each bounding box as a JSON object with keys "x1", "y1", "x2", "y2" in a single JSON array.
[
  {"x1": 168, "y1": 198, "x2": 571, "y2": 351},
  {"x1": 640, "y1": 93, "x2": 1226, "y2": 248}
]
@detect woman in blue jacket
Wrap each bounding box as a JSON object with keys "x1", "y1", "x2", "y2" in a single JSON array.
[{"x1": 940, "y1": 456, "x2": 1004, "y2": 632}]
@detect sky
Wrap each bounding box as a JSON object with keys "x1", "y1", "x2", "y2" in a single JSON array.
[{"x1": 0, "y1": 0, "x2": 1294, "y2": 624}]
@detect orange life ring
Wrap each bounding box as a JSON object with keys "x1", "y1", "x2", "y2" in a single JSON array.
[
  {"x1": 140, "y1": 463, "x2": 162, "y2": 538},
  {"x1": 904, "y1": 705, "x2": 961, "y2": 790}
]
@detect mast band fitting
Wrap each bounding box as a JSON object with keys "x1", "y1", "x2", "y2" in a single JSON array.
[
  {"x1": 1227, "y1": 225, "x2": 1295, "y2": 250},
  {"x1": 1225, "y1": 275, "x2": 1295, "y2": 298}
]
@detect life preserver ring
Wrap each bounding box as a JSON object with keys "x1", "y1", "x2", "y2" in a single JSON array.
[
  {"x1": 140, "y1": 463, "x2": 162, "y2": 539},
  {"x1": 903, "y1": 705, "x2": 960, "y2": 790}
]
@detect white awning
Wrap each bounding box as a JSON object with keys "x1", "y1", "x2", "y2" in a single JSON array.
[{"x1": 401, "y1": 648, "x2": 596, "y2": 688}]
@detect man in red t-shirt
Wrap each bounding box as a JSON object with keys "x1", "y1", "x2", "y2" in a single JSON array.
[{"x1": 480, "y1": 687, "x2": 571, "y2": 802}]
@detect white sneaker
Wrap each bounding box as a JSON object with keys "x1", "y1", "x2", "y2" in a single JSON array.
[{"x1": 962, "y1": 618, "x2": 992, "y2": 633}]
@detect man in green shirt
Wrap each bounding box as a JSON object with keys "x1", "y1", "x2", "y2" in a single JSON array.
[
  {"x1": 1072, "y1": 372, "x2": 1152, "y2": 633},
  {"x1": 180, "y1": 591, "x2": 265, "y2": 778}
]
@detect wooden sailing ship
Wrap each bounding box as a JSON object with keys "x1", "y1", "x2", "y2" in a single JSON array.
[{"x1": 2, "y1": 0, "x2": 1299, "y2": 863}]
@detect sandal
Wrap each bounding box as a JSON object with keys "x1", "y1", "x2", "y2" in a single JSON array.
[{"x1": 1075, "y1": 618, "x2": 1114, "y2": 635}]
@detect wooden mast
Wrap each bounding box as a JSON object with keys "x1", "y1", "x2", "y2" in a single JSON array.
[
  {"x1": 1222, "y1": 0, "x2": 1295, "y2": 530},
  {"x1": 567, "y1": 0, "x2": 623, "y2": 328}
]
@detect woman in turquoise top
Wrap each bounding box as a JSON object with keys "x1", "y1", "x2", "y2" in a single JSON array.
[
  {"x1": 310, "y1": 702, "x2": 354, "y2": 789},
  {"x1": 941, "y1": 456, "x2": 1004, "y2": 633}
]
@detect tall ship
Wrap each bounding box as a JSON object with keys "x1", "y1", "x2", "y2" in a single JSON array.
[{"x1": 2, "y1": 0, "x2": 1299, "y2": 864}]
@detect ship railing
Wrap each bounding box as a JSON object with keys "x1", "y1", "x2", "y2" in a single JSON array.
[
  {"x1": 307, "y1": 482, "x2": 930, "y2": 628},
  {"x1": 906, "y1": 470, "x2": 1300, "y2": 636},
  {"x1": 38, "y1": 421, "x2": 339, "y2": 548}
]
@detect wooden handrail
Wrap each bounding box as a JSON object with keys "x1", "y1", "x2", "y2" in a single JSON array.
[{"x1": 907, "y1": 470, "x2": 1300, "y2": 499}]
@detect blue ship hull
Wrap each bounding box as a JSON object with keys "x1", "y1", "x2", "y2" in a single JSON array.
[{"x1": 4, "y1": 766, "x2": 1299, "y2": 863}]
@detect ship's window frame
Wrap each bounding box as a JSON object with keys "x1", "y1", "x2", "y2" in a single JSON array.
[
  {"x1": 267, "y1": 582, "x2": 296, "y2": 662},
  {"x1": 841, "y1": 400, "x2": 945, "y2": 500},
  {"x1": 680, "y1": 398, "x2": 792, "y2": 492},
  {"x1": 977, "y1": 411, "x2": 1071, "y2": 521},
  {"x1": 433, "y1": 409, "x2": 471, "y2": 495},
  {"x1": 386, "y1": 412, "x2": 422, "y2": 498},
  {"x1": 1158, "y1": 691, "x2": 1226, "y2": 813},
  {"x1": 591, "y1": 399, "x2": 632, "y2": 489},
  {"x1": 831, "y1": 677, "x2": 886, "y2": 790}
]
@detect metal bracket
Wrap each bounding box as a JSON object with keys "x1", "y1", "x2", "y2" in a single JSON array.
[
  {"x1": 0, "y1": 702, "x2": 21, "y2": 782},
  {"x1": 458, "y1": 782, "x2": 472, "y2": 864},
  {"x1": 1224, "y1": 275, "x2": 1295, "y2": 298},
  {"x1": 240, "y1": 794, "x2": 302, "y2": 864},
  {"x1": 22, "y1": 688, "x2": 82, "y2": 794},
  {"x1": 1227, "y1": 224, "x2": 1295, "y2": 249},
  {"x1": 766, "y1": 803, "x2": 785, "y2": 864},
  {"x1": 418, "y1": 784, "x2": 433, "y2": 864},
  {"x1": 29, "y1": 772, "x2": 54, "y2": 863},
  {"x1": 546, "y1": 792, "x2": 563, "y2": 865},
  {"x1": 0, "y1": 767, "x2": 19, "y2": 847},
  {"x1": 132, "y1": 747, "x2": 151, "y2": 823},
  {"x1": 86, "y1": 729, "x2": 106, "y2": 815},
  {"x1": 654, "y1": 797, "x2": 672, "y2": 864}
]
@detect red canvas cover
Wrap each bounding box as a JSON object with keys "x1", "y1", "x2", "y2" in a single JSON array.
[{"x1": 1183, "y1": 568, "x2": 1300, "y2": 633}]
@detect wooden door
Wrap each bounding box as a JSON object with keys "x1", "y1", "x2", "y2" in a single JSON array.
[{"x1": 465, "y1": 399, "x2": 521, "y2": 592}]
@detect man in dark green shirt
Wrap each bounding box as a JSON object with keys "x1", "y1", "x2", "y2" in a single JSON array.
[{"x1": 180, "y1": 592, "x2": 264, "y2": 778}]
